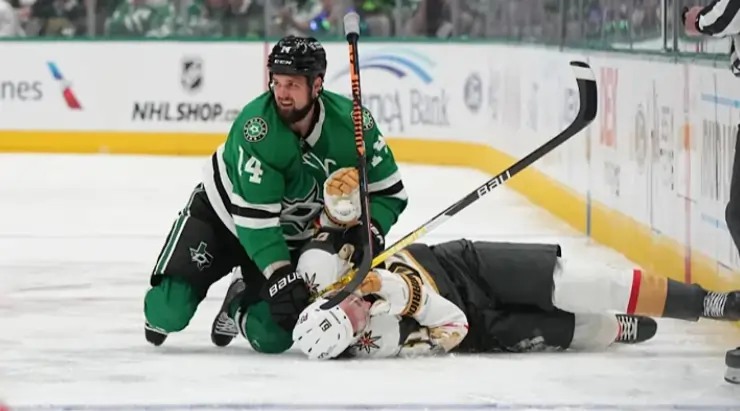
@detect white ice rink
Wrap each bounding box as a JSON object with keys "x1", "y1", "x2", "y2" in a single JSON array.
[{"x1": 1, "y1": 154, "x2": 739, "y2": 411}]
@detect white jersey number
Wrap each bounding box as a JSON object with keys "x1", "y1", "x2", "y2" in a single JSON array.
[{"x1": 237, "y1": 146, "x2": 264, "y2": 184}]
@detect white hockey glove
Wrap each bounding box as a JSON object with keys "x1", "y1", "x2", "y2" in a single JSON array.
[
  {"x1": 360, "y1": 269, "x2": 426, "y2": 319},
  {"x1": 320, "y1": 167, "x2": 361, "y2": 227}
]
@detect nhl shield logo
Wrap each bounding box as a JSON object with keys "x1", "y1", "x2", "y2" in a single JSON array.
[
  {"x1": 463, "y1": 73, "x2": 483, "y2": 113},
  {"x1": 181, "y1": 56, "x2": 204, "y2": 93},
  {"x1": 633, "y1": 104, "x2": 648, "y2": 172}
]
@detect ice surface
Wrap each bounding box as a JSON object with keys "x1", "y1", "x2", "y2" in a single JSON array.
[{"x1": 0, "y1": 154, "x2": 738, "y2": 411}]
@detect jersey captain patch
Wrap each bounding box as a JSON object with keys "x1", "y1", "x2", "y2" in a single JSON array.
[{"x1": 243, "y1": 117, "x2": 268, "y2": 142}]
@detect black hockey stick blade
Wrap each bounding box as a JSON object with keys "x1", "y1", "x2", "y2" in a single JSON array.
[
  {"x1": 318, "y1": 61, "x2": 597, "y2": 297},
  {"x1": 320, "y1": 11, "x2": 373, "y2": 310}
]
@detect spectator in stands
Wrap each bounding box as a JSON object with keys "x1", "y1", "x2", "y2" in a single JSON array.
[
  {"x1": 354, "y1": 0, "x2": 394, "y2": 36},
  {"x1": 30, "y1": 0, "x2": 85, "y2": 36},
  {"x1": 0, "y1": 0, "x2": 26, "y2": 36},
  {"x1": 179, "y1": 0, "x2": 260, "y2": 38},
  {"x1": 222, "y1": 0, "x2": 266, "y2": 38},
  {"x1": 402, "y1": 0, "x2": 452, "y2": 37},
  {"x1": 104, "y1": 0, "x2": 175, "y2": 37},
  {"x1": 276, "y1": 0, "x2": 346, "y2": 38},
  {"x1": 179, "y1": 0, "x2": 225, "y2": 36}
]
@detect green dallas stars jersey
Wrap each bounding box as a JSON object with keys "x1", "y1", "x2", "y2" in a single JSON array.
[
  {"x1": 104, "y1": 0, "x2": 176, "y2": 37},
  {"x1": 202, "y1": 90, "x2": 408, "y2": 276}
]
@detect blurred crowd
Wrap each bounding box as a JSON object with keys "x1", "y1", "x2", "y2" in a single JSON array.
[{"x1": 0, "y1": 0, "x2": 718, "y2": 47}]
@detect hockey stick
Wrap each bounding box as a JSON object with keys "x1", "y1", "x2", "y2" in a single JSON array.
[
  {"x1": 319, "y1": 61, "x2": 598, "y2": 298},
  {"x1": 320, "y1": 11, "x2": 373, "y2": 310}
]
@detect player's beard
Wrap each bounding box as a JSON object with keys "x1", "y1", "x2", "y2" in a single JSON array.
[{"x1": 276, "y1": 95, "x2": 317, "y2": 124}]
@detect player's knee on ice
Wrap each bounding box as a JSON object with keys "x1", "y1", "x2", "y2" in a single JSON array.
[
  {"x1": 144, "y1": 276, "x2": 202, "y2": 333},
  {"x1": 236, "y1": 301, "x2": 293, "y2": 354}
]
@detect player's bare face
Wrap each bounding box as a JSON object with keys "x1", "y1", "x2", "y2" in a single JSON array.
[
  {"x1": 339, "y1": 293, "x2": 370, "y2": 334},
  {"x1": 272, "y1": 74, "x2": 319, "y2": 123}
]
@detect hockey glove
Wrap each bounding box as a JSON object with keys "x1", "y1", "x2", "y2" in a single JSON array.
[
  {"x1": 346, "y1": 219, "x2": 385, "y2": 257},
  {"x1": 331, "y1": 220, "x2": 385, "y2": 270},
  {"x1": 369, "y1": 221, "x2": 385, "y2": 257},
  {"x1": 321, "y1": 167, "x2": 361, "y2": 227},
  {"x1": 360, "y1": 268, "x2": 426, "y2": 318},
  {"x1": 260, "y1": 265, "x2": 310, "y2": 332}
]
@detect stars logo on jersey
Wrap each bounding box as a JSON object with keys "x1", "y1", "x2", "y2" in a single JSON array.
[
  {"x1": 189, "y1": 241, "x2": 213, "y2": 271},
  {"x1": 352, "y1": 330, "x2": 381, "y2": 354},
  {"x1": 280, "y1": 180, "x2": 322, "y2": 242},
  {"x1": 350, "y1": 108, "x2": 375, "y2": 132},
  {"x1": 362, "y1": 108, "x2": 374, "y2": 131},
  {"x1": 243, "y1": 117, "x2": 268, "y2": 142}
]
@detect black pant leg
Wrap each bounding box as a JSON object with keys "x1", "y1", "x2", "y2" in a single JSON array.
[
  {"x1": 470, "y1": 241, "x2": 561, "y2": 311},
  {"x1": 472, "y1": 307, "x2": 576, "y2": 353},
  {"x1": 726, "y1": 125, "x2": 740, "y2": 255},
  {"x1": 150, "y1": 183, "x2": 252, "y2": 297}
]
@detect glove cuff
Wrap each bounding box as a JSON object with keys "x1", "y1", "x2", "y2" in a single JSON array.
[
  {"x1": 262, "y1": 265, "x2": 299, "y2": 299},
  {"x1": 319, "y1": 209, "x2": 351, "y2": 229},
  {"x1": 369, "y1": 219, "x2": 385, "y2": 254}
]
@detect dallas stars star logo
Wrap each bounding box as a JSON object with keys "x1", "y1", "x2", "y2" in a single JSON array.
[
  {"x1": 352, "y1": 330, "x2": 381, "y2": 354},
  {"x1": 243, "y1": 117, "x2": 268, "y2": 143},
  {"x1": 280, "y1": 181, "x2": 322, "y2": 235},
  {"x1": 362, "y1": 108, "x2": 374, "y2": 131},
  {"x1": 189, "y1": 241, "x2": 213, "y2": 271}
]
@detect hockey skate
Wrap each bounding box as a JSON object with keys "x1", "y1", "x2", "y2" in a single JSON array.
[
  {"x1": 210, "y1": 268, "x2": 245, "y2": 347},
  {"x1": 144, "y1": 322, "x2": 168, "y2": 346},
  {"x1": 614, "y1": 314, "x2": 657, "y2": 344},
  {"x1": 702, "y1": 291, "x2": 740, "y2": 321}
]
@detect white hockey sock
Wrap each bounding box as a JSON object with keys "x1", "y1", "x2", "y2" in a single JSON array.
[
  {"x1": 570, "y1": 313, "x2": 619, "y2": 351},
  {"x1": 551, "y1": 257, "x2": 636, "y2": 314}
]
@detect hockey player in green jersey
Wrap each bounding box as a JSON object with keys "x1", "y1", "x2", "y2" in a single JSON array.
[{"x1": 143, "y1": 35, "x2": 408, "y2": 349}]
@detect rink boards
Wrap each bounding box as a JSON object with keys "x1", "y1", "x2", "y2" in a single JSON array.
[{"x1": 1, "y1": 40, "x2": 739, "y2": 294}]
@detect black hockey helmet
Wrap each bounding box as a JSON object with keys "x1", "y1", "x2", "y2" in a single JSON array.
[{"x1": 267, "y1": 35, "x2": 327, "y2": 80}]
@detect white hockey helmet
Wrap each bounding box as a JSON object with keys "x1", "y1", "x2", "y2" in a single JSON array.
[
  {"x1": 292, "y1": 293, "x2": 371, "y2": 360},
  {"x1": 293, "y1": 297, "x2": 354, "y2": 360}
]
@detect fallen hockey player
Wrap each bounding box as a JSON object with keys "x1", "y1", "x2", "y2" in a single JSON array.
[{"x1": 290, "y1": 229, "x2": 740, "y2": 359}]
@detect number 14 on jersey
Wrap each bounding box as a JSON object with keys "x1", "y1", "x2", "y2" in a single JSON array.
[{"x1": 238, "y1": 146, "x2": 263, "y2": 184}]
